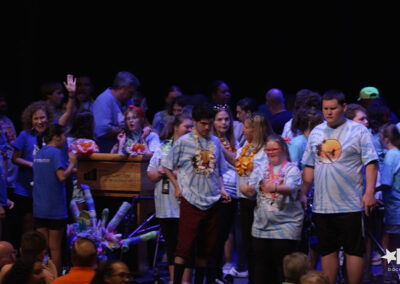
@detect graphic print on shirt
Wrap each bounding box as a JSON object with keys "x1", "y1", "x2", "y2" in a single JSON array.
[{"x1": 316, "y1": 139, "x2": 341, "y2": 164}]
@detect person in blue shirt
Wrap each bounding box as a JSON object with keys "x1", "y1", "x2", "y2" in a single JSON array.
[
  {"x1": 300, "y1": 90, "x2": 378, "y2": 284},
  {"x1": 33, "y1": 123, "x2": 76, "y2": 274},
  {"x1": 162, "y1": 102, "x2": 231, "y2": 284},
  {"x1": 92, "y1": 71, "x2": 140, "y2": 153},
  {"x1": 376, "y1": 123, "x2": 400, "y2": 282}
]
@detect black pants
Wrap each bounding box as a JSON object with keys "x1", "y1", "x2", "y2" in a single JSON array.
[
  {"x1": 253, "y1": 238, "x2": 297, "y2": 284},
  {"x1": 239, "y1": 198, "x2": 256, "y2": 284},
  {"x1": 159, "y1": 218, "x2": 179, "y2": 265}
]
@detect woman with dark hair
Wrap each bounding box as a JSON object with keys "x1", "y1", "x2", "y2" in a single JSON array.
[
  {"x1": 147, "y1": 113, "x2": 193, "y2": 283},
  {"x1": 90, "y1": 260, "x2": 132, "y2": 284},
  {"x1": 2, "y1": 256, "x2": 45, "y2": 284}
]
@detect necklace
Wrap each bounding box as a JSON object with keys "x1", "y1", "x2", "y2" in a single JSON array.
[
  {"x1": 192, "y1": 129, "x2": 216, "y2": 177},
  {"x1": 235, "y1": 142, "x2": 258, "y2": 176},
  {"x1": 217, "y1": 133, "x2": 236, "y2": 153}
]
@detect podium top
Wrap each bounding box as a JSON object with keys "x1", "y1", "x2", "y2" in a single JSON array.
[{"x1": 78, "y1": 153, "x2": 151, "y2": 162}]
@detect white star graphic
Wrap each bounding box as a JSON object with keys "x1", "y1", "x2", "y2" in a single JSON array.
[{"x1": 381, "y1": 249, "x2": 397, "y2": 264}]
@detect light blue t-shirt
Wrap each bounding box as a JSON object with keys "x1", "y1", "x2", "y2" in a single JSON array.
[
  {"x1": 236, "y1": 145, "x2": 268, "y2": 199},
  {"x1": 93, "y1": 88, "x2": 133, "y2": 153},
  {"x1": 288, "y1": 134, "x2": 308, "y2": 169},
  {"x1": 33, "y1": 145, "x2": 67, "y2": 219},
  {"x1": 251, "y1": 162, "x2": 303, "y2": 240},
  {"x1": 161, "y1": 132, "x2": 228, "y2": 210},
  {"x1": 381, "y1": 148, "x2": 400, "y2": 225},
  {"x1": 147, "y1": 140, "x2": 180, "y2": 218},
  {"x1": 302, "y1": 120, "x2": 378, "y2": 213},
  {"x1": 13, "y1": 130, "x2": 39, "y2": 197}
]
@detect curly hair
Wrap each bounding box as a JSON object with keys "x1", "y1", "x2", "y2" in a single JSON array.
[{"x1": 21, "y1": 101, "x2": 55, "y2": 133}]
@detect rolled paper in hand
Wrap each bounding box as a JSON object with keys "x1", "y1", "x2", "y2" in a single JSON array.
[
  {"x1": 81, "y1": 184, "x2": 97, "y2": 226},
  {"x1": 121, "y1": 230, "x2": 158, "y2": 252},
  {"x1": 106, "y1": 201, "x2": 131, "y2": 233},
  {"x1": 69, "y1": 199, "x2": 80, "y2": 222}
]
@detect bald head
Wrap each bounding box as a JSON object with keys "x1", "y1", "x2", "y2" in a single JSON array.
[
  {"x1": 0, "y1": 241, "x2": 16, "y2": 267},
  {"x1": 265, "y1": 88, "x2": 285, "y2": 113},
  {"x1": 71, "y1": 238, "x2": 97, "y2": 267}
]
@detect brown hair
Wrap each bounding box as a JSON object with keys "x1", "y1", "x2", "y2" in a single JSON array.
[
  {"x1": 283, "y1": 252, "x2": 309, "y2": 283},
  {"x1": 21, "y1": 101, "x2": 55, "y2": 133},
  {"x1": 380, "y1": 123, "x2": 400, "y2": 150},
  {"x1": 266, "y1": 134, "x2": 291, "y2": 162}
]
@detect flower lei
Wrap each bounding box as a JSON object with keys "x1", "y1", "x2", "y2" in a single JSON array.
[
  {"x1": 235, "y1": 142, "x2": 258, "y2": 176},
  {"x1": 192, "y1": 129, "x2": 216, "y2": 177},
  {"x1": 260, "y1": 161, "x2": 288, "y2": 203},
  {"x1": 217, "y1": 133, "x2": 236, "y2": 153},
  {"x1": 124, "y1": 132, "x2": 146, "y2": 155}
]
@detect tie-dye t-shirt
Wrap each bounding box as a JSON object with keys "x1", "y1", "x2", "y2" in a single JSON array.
[{"x1": 302, "y1": 119, "x2": 378, "y2": 213}]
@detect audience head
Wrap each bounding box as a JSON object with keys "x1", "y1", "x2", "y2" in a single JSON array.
[
  {"x1": 236, "y1": 97, "x2": 258, "y2": 122},
  {"x1": 243, "y1": 113, "x2": 273, "y2": 150},
  {"x1": 37, "y1": 123, "x2": 65, "y2": 149},
  {"x1": 358, "y1": 86, "x2": 379, "y2": 109},
  {"x1": 0, "y1": 241, "x2": 16, "y2": 268},
  {"x1": 293, "y1": 89, "x2": 322, "y2": 113},
  {"x1": 299, "y1": 270, "x2": 330, "y2": 284},
  {"x1": 2, "y1": 255, "x2": 45, "y2": 284},
  {"x1": 265, "y1": 88, "x2": 285, "y2": 111},
  {"x1": 76, "y1": 75, "x2": 95, "y2": 103},
  {"x1": 133, "y1": 91, "x2": 148, "y2": 115},
  {"x1": 213, "y1": 104, "x2": 235, "y2": 148},
  {"x1": 210, "y1": 80, "x2": 231, "y2": 105},
  {"x1": 111, "y1": 71, "x2": 140, "y2": 104},
  {"x1": 124, "y1": 105, "x2": 145, "y2": 132},
  {"x1": 159, "y1": 113, "x2": 193, "y2": 141},
  {"x1": 22, "y1": 101, "x2": 55, "y2": 134},
  {"x1": 283, "y1": 252, "x2": 309, "y2": 284},
  {"x1": 20, "y1": 231, "x2": 47, "y2": 260},
  {"x1": 71, "y1": 237, "x2": 97, "y2": 267},
  {"x1": 322, "y1": 89, "x2": 347, "y2": 128},
  {"x1": 164, "y1": 85, "x2": 182, "y2": 106},
  {"x1": 90, "y1": 260, "x2": 132, "y2": 284},
  {"x1": 379, "y1": 123, "x2": 400, "y2": 150},
  {"x1": 367, "y1": 101, "x2": 391, "y2": 134},
  {"x1": 68, "y1": 111, "x2": 95, "y2": 139},
  {"x1": 265, "y1": 134, "x2": 291, "y2": 164},
  {"x1": 192, "y1": 102, "x2": 214, "y2": 138},
  {"x1": 167, "y1": 96, "x2": 186, "y2": 116},
  {"x1": 292, "y1": 108, "x2": 324, "y2": 135},
  {"x1": 344, "y1": 103, "x2": 368, "y2": 128},
  {"x1": 40, "y1": 81, "x2": 64, "y2": 108}
]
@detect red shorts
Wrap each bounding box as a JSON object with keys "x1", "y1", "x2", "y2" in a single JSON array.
[{"x1": 175, "y1": 198, "x2": 220, "y2": 260}]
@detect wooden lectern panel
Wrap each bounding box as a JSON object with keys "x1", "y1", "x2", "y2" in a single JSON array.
[{"x1": 77, "y1": 153, "x2": 154, "y2": 197}]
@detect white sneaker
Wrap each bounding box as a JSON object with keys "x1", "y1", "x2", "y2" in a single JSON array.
[
  {"x1": 372, "y1": 252, "x2": 382, "y2": 265},
  {"x1": 222, "y1": 262, "x2": 234, "y2": 274},
  {"x1": 228, "y1": 266, "x2": 248, "y2": 278}
]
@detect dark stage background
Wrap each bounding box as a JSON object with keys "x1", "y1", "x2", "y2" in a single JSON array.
[{"x1": 2, "y1": 2, "x2": 400, "y2": 131}]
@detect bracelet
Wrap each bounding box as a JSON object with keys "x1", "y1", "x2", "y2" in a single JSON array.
[{"x1": 274, "y1": 183, "x2": 278, "y2": 193}]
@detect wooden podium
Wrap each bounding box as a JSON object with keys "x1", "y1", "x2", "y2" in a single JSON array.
[
  {"x1": 77, "y1": 153, "x2": 154, "y2": 197},
  {"x1": 77, "y1": 153, "x2": 156, "y2": 274}
]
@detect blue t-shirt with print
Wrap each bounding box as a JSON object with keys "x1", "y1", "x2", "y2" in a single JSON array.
[
  {"x1": 33, "y1": 145, "x2": 67, "y2": 219},
  {"x1": 381, "y1": 148, "x2": 400, "y2": 225}
]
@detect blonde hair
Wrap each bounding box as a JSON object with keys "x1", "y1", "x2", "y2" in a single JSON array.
[
  {"x1": 299, "y1": 270, "x2": 330, "y2": 284},
  {"x1": 283, "y1": 252, "x2": 309, "y2": 283},
  {"x1": 244, "y1": 113, "x2": 273, "y2": 152}
]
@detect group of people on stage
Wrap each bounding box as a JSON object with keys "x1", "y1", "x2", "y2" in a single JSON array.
[{"x1": 0, "y1": 70, "x2": 400, "y2": 284}]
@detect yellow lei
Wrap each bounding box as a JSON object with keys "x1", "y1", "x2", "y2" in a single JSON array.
[
  {"x1": 235, "y1": 142, "x2": 258, "y2": 176},
  {"x1": 217, "y1": 133, "x2": 236, "y2": 153},
  {"x1": 192, "y1": 129, "x2": 216, "y2": 177}
]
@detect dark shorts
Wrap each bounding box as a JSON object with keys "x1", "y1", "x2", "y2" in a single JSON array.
[
  {"x1": 313, "y1": 212, "x2": 365, "y2": 257},
  {"x1": 34, "y1": 218, "x2": 68, "y2": 230},
  {"x1": 11, "y1": 193, "x2": 33, "y2": 214},
  {"x1": 175, "y1": 198, "x2": 220, "y2": 261}
]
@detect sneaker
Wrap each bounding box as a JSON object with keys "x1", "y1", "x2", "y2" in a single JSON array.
[
  {"x1": 228, "y1": 266, "x2": 248, "y2": 278},
  {"x1": 222, "y1": 262, "x2": 234, "y2": 275},
  {"x1": 372, "y1": 252, "x2": 382, "y2": 265}
]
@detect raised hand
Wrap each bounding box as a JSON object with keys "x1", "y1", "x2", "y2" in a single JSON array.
[{"x1": 63, "y1": 74, "x2": 77, "y2": 94}]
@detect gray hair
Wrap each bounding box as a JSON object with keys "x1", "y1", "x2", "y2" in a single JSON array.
[{"x1": 112, "y1": 71, "x2": 141, "y2": 89}]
